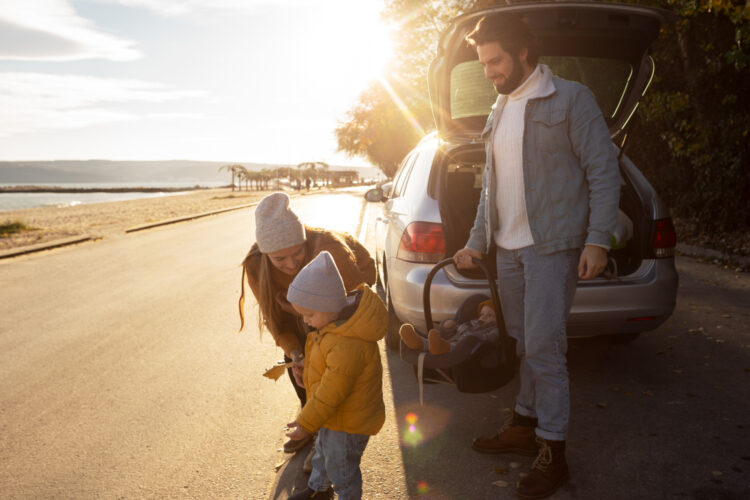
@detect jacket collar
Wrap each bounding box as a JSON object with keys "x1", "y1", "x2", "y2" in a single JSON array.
[
  {"x1": 317, "y1": 285, "x2": 386, "y2": 342},
  {"x1": 481, "y1": 64, "x2": 557, "y2": 140}
]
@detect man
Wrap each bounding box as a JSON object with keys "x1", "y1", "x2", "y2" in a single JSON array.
[{"x1": 453, "y1": 14, "x2": 620, "y2": 499}]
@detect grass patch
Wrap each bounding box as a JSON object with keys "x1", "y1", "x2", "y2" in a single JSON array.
[{"x1": 1, "y1": 220, "x2": 34, "y2": 237}]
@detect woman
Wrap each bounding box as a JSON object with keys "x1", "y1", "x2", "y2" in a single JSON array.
[{"x1": 238, "y1": 192, "x2": 375, "y2": 454}]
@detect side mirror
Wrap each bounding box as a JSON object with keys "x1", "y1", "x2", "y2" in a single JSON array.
[{"x1": 364, "y1": 188, "x2": 385, "y2": 203}]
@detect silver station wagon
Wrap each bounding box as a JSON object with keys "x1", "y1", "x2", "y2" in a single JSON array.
[{"x1": 366, "y1": 2, "x2": 678, "y2": 349}]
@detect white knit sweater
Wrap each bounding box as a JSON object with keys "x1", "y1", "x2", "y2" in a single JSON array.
[{"x1": 491, "y1": 64, "x2": 555, "y2": 250}]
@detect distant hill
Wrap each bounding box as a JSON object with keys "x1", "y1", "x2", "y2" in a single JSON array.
[{"x1": 0, "y1": 160, "x2": 383, "y2": 185}]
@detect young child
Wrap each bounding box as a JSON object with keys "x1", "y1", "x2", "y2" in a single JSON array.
[
  {"x1": 399, "y1": 299, "x2": 498, "y2": 355},
  {"x1": 284, "y1": 251, "x2": 387, "y2": 500}
]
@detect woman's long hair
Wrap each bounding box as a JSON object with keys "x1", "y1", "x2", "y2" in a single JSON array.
[{"x1": 239, "y1": 249, "x2": 279, "y2": 338}]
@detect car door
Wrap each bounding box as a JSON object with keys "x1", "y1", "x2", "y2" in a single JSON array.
[{"x1": 380, "y1": 152, "x2": 418, "y2": 287}]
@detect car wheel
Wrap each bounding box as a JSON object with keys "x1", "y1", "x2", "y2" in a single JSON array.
[
  {"x1": 384, "y1": 291, "x2": 402, "y2": 351},
  {"x1": 606, "y1": 332, "x2": 641, "y2": 344}
]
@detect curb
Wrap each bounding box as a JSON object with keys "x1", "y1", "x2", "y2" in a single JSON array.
[
  {"x1": 0, "y1": 235, "x2": 93, "y2": 259},
  {"x1": 0, "y1": 201, "x2": 264, "y2": 260},
  {"x1": 125, "y1": 201, "x2": 260, "y2": 233}
]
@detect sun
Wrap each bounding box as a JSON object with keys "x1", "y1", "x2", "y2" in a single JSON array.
[{"x1": 314, "y1": 1, "x2": 395, "y2": 89}]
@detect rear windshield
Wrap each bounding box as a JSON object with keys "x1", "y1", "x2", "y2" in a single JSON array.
[{"x1": 450, "y1": 56, "x2": 633, "y2": 123}]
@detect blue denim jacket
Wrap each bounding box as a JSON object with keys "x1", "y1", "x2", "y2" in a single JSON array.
[{"x1": 466, "y1": 72, "x2": 621, "y2": 256}]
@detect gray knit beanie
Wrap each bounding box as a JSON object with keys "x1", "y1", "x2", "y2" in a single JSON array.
[
  {"x1": 255, "y1": 192, "x2": 306, "y2": 253},
  {"x1": 287, "y1": 251, "x2": 348, "y2": 313}
]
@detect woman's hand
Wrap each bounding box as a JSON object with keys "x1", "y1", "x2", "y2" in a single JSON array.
[
  {"x1": 285, "y1": 421, "x2": 311, "y2": 441},
  {"x1": 290, "y1": 351, "x2": 305, "y2": 386},
  {"x1": 275, "y1": 290, "x2": 298, "y2": 315},
  {"x1": 453, "y1": 247, "x2": 482, "y2": 269}
]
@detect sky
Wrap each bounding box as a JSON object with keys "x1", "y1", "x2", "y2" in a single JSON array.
[{"x1": 0, "y1": 0, "x2": 395, "y2": 165}]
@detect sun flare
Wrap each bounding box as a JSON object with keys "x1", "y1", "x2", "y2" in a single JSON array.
[{"x1": 317, "y1": 2, "x2": 395, "y2": 88}]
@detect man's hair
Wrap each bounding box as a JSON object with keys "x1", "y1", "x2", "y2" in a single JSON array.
[{"x1": 465, "y1": 14, "x2": 540, "y2": 66}]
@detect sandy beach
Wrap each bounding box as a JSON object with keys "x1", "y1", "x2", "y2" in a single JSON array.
[{"x1": 0, "y1": 188, "x2": 271, "y2": 251}]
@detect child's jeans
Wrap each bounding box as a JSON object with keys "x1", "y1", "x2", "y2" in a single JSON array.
[{"x1": 308, "y1": 427, "x2": 370, "y2": 500}]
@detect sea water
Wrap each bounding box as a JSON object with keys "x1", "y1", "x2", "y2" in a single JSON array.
[{"x1": 0, "y1": 181, "x2": 225, "y2": 212}]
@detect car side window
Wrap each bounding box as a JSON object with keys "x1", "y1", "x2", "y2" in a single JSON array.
[
  {"x1": 398, "y1": 152, "x2": 422, "y2": 198},
  {"x1": 391, "y1": 154, "x2": 416, "y2": 198}
]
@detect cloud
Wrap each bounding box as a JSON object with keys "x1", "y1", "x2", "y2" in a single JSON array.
[
  {"x1": 0, "y1": 0, "x2": 139, "y2": 61},
  {"x1": 0, "y1": 72, "x2": 205, "y2": 136}
]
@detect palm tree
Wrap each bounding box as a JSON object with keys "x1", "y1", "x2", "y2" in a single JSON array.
[
  {"x1": 260, "y1": 168, "x2": 273, "y2": 190},
  {"x1": 218, "y1": 164, "x2": 245, "y2": 191}
]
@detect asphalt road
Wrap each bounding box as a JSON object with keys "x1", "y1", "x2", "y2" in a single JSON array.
[{"x1": 1, "y1": 190, "x2": 749, "y2": 499}]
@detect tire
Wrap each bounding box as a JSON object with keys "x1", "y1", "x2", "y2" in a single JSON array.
[{"x1": 384, "y1": 292, "x2": 402, "y2": 351}]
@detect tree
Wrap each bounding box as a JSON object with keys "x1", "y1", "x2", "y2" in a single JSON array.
[
  {"x1": 626, "y1": 0, "x2": 750, "y2": 234},
  {"x1": 218, "y1": 164, "x2": 243, "y2": 191},
  {"x1": 260, "y1": 168, "x2": 273, "y2": 190}
]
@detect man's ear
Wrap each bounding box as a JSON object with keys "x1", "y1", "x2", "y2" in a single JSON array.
[{"x1": 519, "y1": 47, "x2": 529, "y2": 66}]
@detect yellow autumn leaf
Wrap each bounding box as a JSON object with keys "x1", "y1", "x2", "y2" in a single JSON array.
[{"x1": 263, "y1": 361, "x2": 293, "y2": 380}]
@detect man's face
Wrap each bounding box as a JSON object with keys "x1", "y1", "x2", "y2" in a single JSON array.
[{"x1": 477, "y1": 41, "x2": 524, "y2": 95}]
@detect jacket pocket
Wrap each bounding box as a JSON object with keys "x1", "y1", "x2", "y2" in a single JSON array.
[{"x1": 531, "y1": 109, "x2": 568, "y2": 153}]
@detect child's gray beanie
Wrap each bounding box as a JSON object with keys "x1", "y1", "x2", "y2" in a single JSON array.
[
  {"x1": 255, "y1": 192, "x2": 306, "y2": 253},
  {"x1": 287, "y1": 251, "x2": 348, "y2": 313}
]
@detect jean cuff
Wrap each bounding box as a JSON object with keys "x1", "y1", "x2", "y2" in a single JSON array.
[
  {"x1": 535, "y1": 428, "x2": 566, "y2": 442},
  {"x1": 514, "y1": 404, "x2": 537, "y2": 420}
]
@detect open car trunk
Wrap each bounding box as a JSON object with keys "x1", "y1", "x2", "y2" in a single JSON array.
[
  {"x1": 428, "y1": 2, "x2": 671, "y2": 143},
  {"x1": 434, "y1": 145, "x2": 648, "y2": 279}
]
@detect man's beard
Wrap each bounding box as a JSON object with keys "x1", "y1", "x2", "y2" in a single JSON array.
[{"x1": 493, "y1": 55, "x2": 524, "y2": 95}]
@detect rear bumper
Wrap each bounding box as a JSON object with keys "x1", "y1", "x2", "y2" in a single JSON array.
[{"x1": 387, "y1": 257, "x2": 678, "y2": 336}]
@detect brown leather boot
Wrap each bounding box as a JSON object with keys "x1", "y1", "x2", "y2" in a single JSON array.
[
  {"x1": 472, "y1": 412, "x2": 539, "y2": 456},
  {"x1": 516, "y1": 438, "x2": 569, "y2": 499}
]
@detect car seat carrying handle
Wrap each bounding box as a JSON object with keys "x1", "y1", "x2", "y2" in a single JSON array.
[{"x1": 423, "y1": 257, "x2": 505, "y2": 338}]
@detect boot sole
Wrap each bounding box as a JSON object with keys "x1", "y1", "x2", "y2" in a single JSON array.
[
  {"x1": 515, "y1": 472, "x2": 570, "y2": 500},
  {"x1": 471, "y1": 444, "x2": 539, "y2": 456}
]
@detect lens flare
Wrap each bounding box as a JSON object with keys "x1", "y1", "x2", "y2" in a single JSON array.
[
  {"x1": 417, "y1": 481, "x2": 430, "y2": 494},
  {"x1": 398, "y1": 404, "x2": 451, "y2": 448},
  {"x1": 403, "y1": 412, "x2": 424, "y2": 446}
]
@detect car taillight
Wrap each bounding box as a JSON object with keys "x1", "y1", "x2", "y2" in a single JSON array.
[
  {"x1": 396, "y1": 222, "x2": 445, "y2": 263},
  {"x1": 652, "y1": 218, "x2": 676, "y2": 258}
]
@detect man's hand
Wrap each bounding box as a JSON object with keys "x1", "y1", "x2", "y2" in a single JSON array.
[
  {"x1": 578, "y1": 245, "x2": 608, "y2": 279},
  {"x1": 454, "y1": 247, "x2": 482, "y2": 269},
  {"x1": 285, "y1": 421, "x2": 311, "y2": 441}
]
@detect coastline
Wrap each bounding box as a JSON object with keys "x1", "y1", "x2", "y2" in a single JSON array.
[
  {"x1": 0, "y1": 185, "x2": 226, "y2": 194},
  {"x1": 0, "y1": 187, "x2": 270, "y2": 251}
]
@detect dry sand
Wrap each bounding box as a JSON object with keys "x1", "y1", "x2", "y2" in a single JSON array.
[{"x1": 0, "y1": 188, "x2": 271, "y2": 251}]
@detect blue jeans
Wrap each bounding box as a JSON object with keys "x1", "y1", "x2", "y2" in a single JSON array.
[
  {"x1": 496, "y1": 246, "x2": 580, "y2": 441},
  {"x1": 308, "y1": 427, "x2": 370, "y2": 500}
]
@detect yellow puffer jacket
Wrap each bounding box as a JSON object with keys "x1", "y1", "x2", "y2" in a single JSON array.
[{"x1": 297, "y1": 284, "x2": 387, "y2": 436}]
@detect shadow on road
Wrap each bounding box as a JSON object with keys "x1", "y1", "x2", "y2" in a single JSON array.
[
  {"x1": 267, "y1": 443, "x2": 311, "y2": 499},
  {"x1": 382, "y1": 324, "x2": 750, "y2": 499}
]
